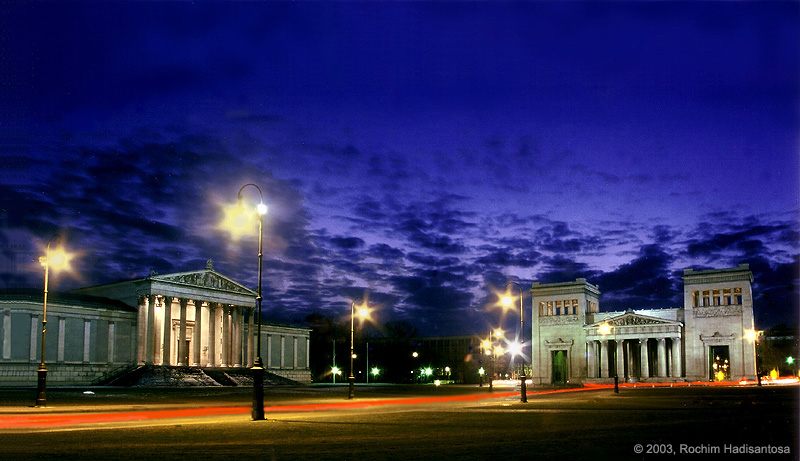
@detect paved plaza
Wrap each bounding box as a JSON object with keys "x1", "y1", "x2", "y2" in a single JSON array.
[{"x1": 0, "y1": 383, "x2": 797, "y2": 460}]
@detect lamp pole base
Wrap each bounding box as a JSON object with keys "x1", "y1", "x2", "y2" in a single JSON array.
[
  {"x1": 251, "y1": 359, "x2": 265, "y2": 421},
  {"x1": 35, "y1": 366, "x2": 47, "y2": 407},
  {"x1": 519, "y1": 374, "x2": 527, "y2": 403},
  {"x1": 347, "y1": 376, "x2": 355, "y2": 400}
]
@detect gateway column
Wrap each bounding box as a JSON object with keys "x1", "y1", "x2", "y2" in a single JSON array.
[
  {"x1": 599, "y1": 340, "x2": 609, "y2": 378},
  {"x1": 232, "y1": 307, "x2": 242, "y2": 367},
  {"x1": 615, "y1": 340, "x2": 624, "y2": 381},
  {"x1": 671, "y1": 337, "x2": 682, "y2": 378},
  {"x1": 639, "y1": 339, "x2": 649, "y2": 379},
  {"x1": 586, "y1": 341, "x2": 595, "y2": 378},
  {"x1": 657, "y1": 338, "x2": 667, "y2": 377}
]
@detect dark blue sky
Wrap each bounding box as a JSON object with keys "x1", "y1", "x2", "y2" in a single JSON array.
[{"x1": 1, "y1": 2, "x2": 798, "y2": 335}]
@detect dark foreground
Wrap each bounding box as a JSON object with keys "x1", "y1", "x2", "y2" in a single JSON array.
[{"x1": 0, "y1": 384, "x2": 797, "y2": 461}]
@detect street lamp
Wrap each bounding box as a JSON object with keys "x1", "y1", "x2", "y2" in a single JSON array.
[
  {"x1": 745, "y1": 328, "x2": 764, "y2": 386},
  {"x1": 36, "y1": 238, "x2": 75, "y2": 407},
  {"x1": 501, "y1": 282, "x2": 527, "y2": 403},
  {"x1": 598, "y1": 322, "x2": 619, "y2": 393},
  {"x1": 348, "y1": 300, "x2": 372, "y2": 399},
  {"x1": 220, "y1": 183, "x2": 268, "y2": 420}
]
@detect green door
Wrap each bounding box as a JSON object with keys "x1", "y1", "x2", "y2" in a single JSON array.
[{"x1": 551, "y1": 350, "x2": 567, "y2": 384}]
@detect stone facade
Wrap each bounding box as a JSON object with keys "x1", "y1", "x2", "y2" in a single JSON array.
[
  {"x1": 530, "y1": 264, "x2": 756, "y2": 385},
  {"x1": 0, "y1": 267, "x2": 312, "y2": 386}
]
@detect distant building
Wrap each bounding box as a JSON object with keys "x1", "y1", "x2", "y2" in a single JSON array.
[
  {"x1": 530, "y1": 264, "x2": 756, "y2": 384},
  {"x1": 0, "y1": 267, "x2": 311, "y2": 386}
]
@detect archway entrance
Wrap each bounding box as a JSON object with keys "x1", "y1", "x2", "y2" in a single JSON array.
[{"x1": 709, "y1": 345, "x2": 730, "y2": 381}]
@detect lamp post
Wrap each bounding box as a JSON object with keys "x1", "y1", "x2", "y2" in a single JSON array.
[
  {"x1": 348, "y1": 301, "x2": 371, "y2": 399},
  {"x1": 599, "y1": 322, "x2": 619, "y2": 393},
  {"x1": 501, "y1": 282, "x2": 527, "y2": 403},
  {"x1": 35, "y1": 238, "x2": 74, "y2": 407},
  {"x1": 220, "y1": 183, "x2": 268, "y2": 420}
]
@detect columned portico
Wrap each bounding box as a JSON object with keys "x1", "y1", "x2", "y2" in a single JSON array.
[
  {"x1": 127, "y1": 269, "x2": 258, "y2": 368},
  {"x1": 585, "y1": 311, "x2": 683, "y2": 382}
]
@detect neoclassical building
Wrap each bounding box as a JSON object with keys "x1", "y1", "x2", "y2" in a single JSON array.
[
  {"x1": 530, "y1": 265, "x2": 756, "y2": 385},
  {"x1": 0, "y1": 264, "x2": 311, "y2": 386}
]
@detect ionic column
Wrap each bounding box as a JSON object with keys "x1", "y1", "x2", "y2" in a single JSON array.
[
  {"x1": 586, "y1": 341, "x2": 595, "y2": 378},
  {"x1": 640, "y1": 339, "x2": 649, "y2": 379},
  {"x1": 232, "y1": 307, "x2": 242, "y2": 367},
  {"x1": 221, "y1": 306, "x2": 230, "y2": 367},
  {"x1": 627, "y1": 341, "x2": 635, "y2": 380},
  {"x1": 599, "y1": 340, "x2": 609, "y2": 378},
  {"x1": 671, "y1": 337, "x2": 682, "y2": 378},
  {"x1": 192, "y1": 300, "x2": 203, "y2": 366},
  {"x1": 178, "y1": 298, "x2": 188, "y2": 366},
  {"x1": 161, "y1": 296, "x2": 173, "y2": 365},
  {"x1": 615, "y1": 340, "x2": 624, "y2": 380},
  {"x1": 247, "y1": 308, "x2": 255, "y2": 367},
  {"x1": 206, "y1": 303, "x2": 216, "y2": 367},
  {"x1": 146, "y1": 294, "x2": 157, "y2": 365},
  {"x1": 657, "y1": 338, "x2": 667, "y2": 377}
]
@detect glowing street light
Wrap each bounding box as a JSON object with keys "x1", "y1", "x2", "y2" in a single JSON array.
[
  {"x1": 598, "y1": 322, "x2": 619, "y2": 394},
  {"x1": 501, "y1": 282, "x2": 527, "y2": 403},
  {"x1": 36, "y1": 238, "x2": 76, "y2": 407},
  {"x1": 745, "y1": 328, "x2": 764, "y2": 386},
  {"x1": 371, "y1": 367, "x2": 381, "y2": 378},
  {"x1": 220, "y1": 183, "x2": 269, "y2": 421},
  {"x1": 348, "y1": 300, "x2": 373, "y2": 399}
]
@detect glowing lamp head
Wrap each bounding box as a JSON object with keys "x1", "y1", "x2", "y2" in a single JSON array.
[
  {"x1": 42, "y1": 245, "x2": 75, "y2": 273},
  {"x1": 478, "y1": 367, "x2": 485, "y2": 376},
  {"x1": 219, "y1": 201, "x2": 258, "y2": 240},
  {"x1": 501, "y1": 295, "x2": 514, "y2": 308},
  {"x1": 598, "y1": 322, "x2": 612, "y2": 336},
  {"x1": 371, "y1": 367, "x2": 380, "y2": 376},
  {"x1": 508, "y1": 341, "x2": 523, "y2": 357},
  {"x1": 412, "y1": 351, "x2": 419, "y2": 358},
  {"x1": 787, "y1": 356, "x2": 795, "y2": 365},
  {"x1": 493, "y1": 328, "x2": 505, "y2": 339},
  {"x1": 357, "y1": 306, "x2": 370, "y2": 320},
  {"x1": 256, "y1": 202, "x2": 268, "y2": 216},
  {"x1": 331, "y1": 366, "x2": 341, "y2": 376}
]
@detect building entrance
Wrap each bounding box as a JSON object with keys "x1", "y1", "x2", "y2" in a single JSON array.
[
  {"x1": 709, "y1": 345, "x2": 730, "y2": 381},
  {"x1": 551, "y1": 350, "x2": 567, "y2": 384}
]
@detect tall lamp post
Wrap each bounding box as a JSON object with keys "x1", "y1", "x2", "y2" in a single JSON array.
[
  {"x1": 36, "y1": 238, "x2": 74, "y2": 407},
  {"x1": 598, "y1": 322, "x2": 619, "y2": 393},
  {"x1": 220, "y1": 183, "x2": 268, "y2": 420},
  {"x1": 501, "y1": 282, "x2": 527, "y2": 403},
  {"x1": 348, "y1": 301, "x2": 372, "y2": 399}
]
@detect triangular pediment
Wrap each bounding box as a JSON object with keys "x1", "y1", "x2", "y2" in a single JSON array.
[
  {"x1": 150, "y1": 270, "x2": 256, "y2": 296},
  {"x1": 588, "y1": 311, "x2": 680, "y2": 328}
]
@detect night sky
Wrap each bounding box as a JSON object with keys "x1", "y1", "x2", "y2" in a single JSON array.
[{"x1": 1, "y1": 2, "x2": 798, "y2": 335}]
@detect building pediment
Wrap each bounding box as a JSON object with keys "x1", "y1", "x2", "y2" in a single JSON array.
[
  {"x1": 588, "y1": 312, "x2": 681, "y2": 328},
  {"x1": 149, "y1": 270, "x2": 256, "y2": 296}
]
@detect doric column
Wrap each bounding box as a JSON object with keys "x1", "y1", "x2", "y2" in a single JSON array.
[
  {"x1": 192, "y1": 300, "x2": 202, "y2": 366},
  {"x1": 178, "y1": 298, "x2": 188, "y2": 366},
  {"x1": 206, "y1": 303, "x2": 216, "y2": 367},
  {"x1": 221, "y1": 306, "x2": 230, "y2": 367},
  {"x1": 615, "y1": 340, "x2": 624, "y2": 380},
  {"x1": 671, "y1": 337, "x2": 682, "y2": 378},
  {"x1": 657, "y1": 338, "x2": 667, "y2": 377},
  {"x1": 232, "y1": 307, "x2": 242, "y2": 367},
  {"x1": 640, "y1": 339, "x2": 649, "y2": 379},
  {"x1": 293, "y1": 336, "x2": 298, "y2": 369},
  {"x1": 161, "y1": 296, "x2": 173, "y2": 365},
  {"x1": 267, "y1": 334, "x2": 272, "y2": 368},
  {"x1": 599, "y1": 340, "x2": 609, "y2": 378},
  {"x1": 626, "y1": 341, "x2": 635, "y2": 380},
  {"x1": 586, "y1": 341, "x2": 595, "y2": 378},
  {"x1": 146, "y1": 294, "x2": 157, "y2": 365},
  {"x1": 247, "y1": 308, "x2": 255, "y2": 367}
]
